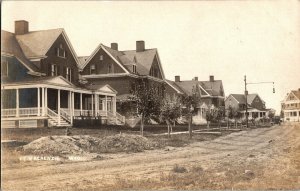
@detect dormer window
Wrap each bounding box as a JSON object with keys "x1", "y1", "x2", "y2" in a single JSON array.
[
  {"x1": 100, "y1": 55, "x2": 103, "y2": 61},
  {"x1": 132, "y1": 65, "x2": 137, "y2": 74},
  {"x1": 56, "y1": 44, "x2": 66, "y2": 58},
  {"x1": 90, "y1": 64, "x2": 96, "y2": 74}
]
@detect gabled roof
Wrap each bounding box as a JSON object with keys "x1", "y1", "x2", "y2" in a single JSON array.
[
  {"x1": 78, "y1": 56, "x2": 89, "y2": 68},
  {"x1": 84, "y1": 83, "x2": 118, "y2": 94},
  {"x1": 15, "y1": 28, "x2": 80, "y2": 66},
  {"x1": 15, "y1": 28, "x2": 63, "y2": 58},
  {"x1": 199, "y1": 80, "x2": 224, "y2": 97},
  {"x1": 81, "y1": 43, "x2": 165, "y2": 80},
  {"x1": 228, "y1": 93, "x2": 263, "y2": 105},
  {"x1": 291, "y1": 89, "x2": 300, "y2": 100},
  {"x1": 173, "y1": 79, "x2": 224, "y2": 97},
  {"x1": 165, "y1": 79, "x2": 184, "y2": 94},
  {"x1": 1, "y1": 30, "x2": 39, "y2": 72}
]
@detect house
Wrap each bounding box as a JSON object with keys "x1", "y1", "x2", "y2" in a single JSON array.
[
  {"x1": 1, "y1": 20, "x2": 125, "y2": 128},
  {"x1": 225, "y1": 93, "x2": 268, "y2": 119},
  {"x1": 165, "y1": 75, "x2": 225, "y2": 124},
  {"x1": 78, "y1": 41, "x2": 166, "y2": 119},
  {"x1": 281, "y1": 89, "x2": 300, "y2": 122}
]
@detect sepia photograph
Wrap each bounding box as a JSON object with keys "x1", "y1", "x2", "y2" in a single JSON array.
[{"x1": 1, "y1": 0, "x2": 300, "y2": 190}]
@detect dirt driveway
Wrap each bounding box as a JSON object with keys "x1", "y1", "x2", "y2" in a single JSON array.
[{"x1": 2, "y1": 123, "x2": 300, "y2": 190}]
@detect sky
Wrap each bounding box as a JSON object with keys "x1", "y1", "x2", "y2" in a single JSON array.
[{"x1": 2, "y1": 1, "x2": 300, "y2": 114}]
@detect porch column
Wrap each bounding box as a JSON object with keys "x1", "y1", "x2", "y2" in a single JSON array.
[
  {"x1": 113, "y1": 96, "x2": 116, "y2": 115},
  {"x1": 42, "y1": 87, "x2": 45, "y2": 116},
  {"x1": 16, "y1": 88, "x2": 19, "y2": 117},
  {"x1": 58, "y1": 89, "x2": 61, "y2": 126},
  {"x1": 80, "y1": 93, "x2": 83, "y2": 115},
  {"x1": 105, "y1": 95, "x2": 108, "y2": 116},
  {"x1": 37, "y1": 87, "x2": 40, "y2": 116},
  {"x1": 91, "y1": 94, "x2": 94, "y2": 117},
  {"x1": 72, "y1": 92, "x2": 75, "y2": 117},
  {"x1": 45, "y1": 88, "x2": 48, "y2": 115},
  {"x1": 95, "y1": 94, "x2": 98, "y2": 116}
]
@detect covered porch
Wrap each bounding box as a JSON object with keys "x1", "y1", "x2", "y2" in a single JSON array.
[{"x1": 1, "y1": 76, "x2": 124, "y2": 128}]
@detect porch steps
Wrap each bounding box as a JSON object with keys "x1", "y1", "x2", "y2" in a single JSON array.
[{"x1": 48, "y1": 116, "x2": 71, "y2": 127}]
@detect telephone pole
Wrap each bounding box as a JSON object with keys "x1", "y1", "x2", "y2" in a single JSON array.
[
  {"x1": 244, "y1": 75, "x2": 248, "y2": 128},
  {"x1": 244, "y1": 75, "x2": 275, "y2": 128}
]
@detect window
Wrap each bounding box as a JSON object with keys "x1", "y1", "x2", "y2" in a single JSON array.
[
  {"x1": 1, "y1": 60, "x2": 8, "y2": 77},
  {"x1": 56, "y1": 44, "x2": 66, "y2": 58},
  {"x1": 66, "y1": 67, "x2": 71, "y2": 81},
  {"x1": 108, "y1": 63, "x2": 114, "y2": 73},
  {"x1": 51, "y1": 64, "x2": 57, "y2": 76},
  {"x1": 132, "y1": 65, "x2": 137, "y2": 73},
  {"x1": 90, "y1": 64, "x2": 96, "y2": 74},
  {"x1": 100, "y1": 55, "x2": 103, "y2": 61}
]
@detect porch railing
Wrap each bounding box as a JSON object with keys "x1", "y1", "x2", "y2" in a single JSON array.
[
  {"x1": 60, "y1": 109, "x2": 71, "y2": 122},
  {"x1": 74, "y1": 109, "x2": 107, "y2": 117},
  {"x1": 47, "y1": 108, "x2": 58, "y2": 120},
  {"x1": 1, "y1": 107, "x2": 43, "y2": 117},
  {"x1": 116, "y1": 112, "x2": 126, "y2": 124},
  {"x1": 1, "y1": 109, "x2": 16, "y2": 117}
]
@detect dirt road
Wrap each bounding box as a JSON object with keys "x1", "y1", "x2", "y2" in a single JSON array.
[{"x1": 2, "y1": 123, "x2": 300, "y2": 190}]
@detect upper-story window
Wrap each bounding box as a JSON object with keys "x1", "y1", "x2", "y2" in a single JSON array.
[
  {"x1": 51, "y1": 64, "x2": 57, "y2": 76},
  {"x1": 132, "y1": 65, "x2": 137, "y2": 74},
  {"x1": 100, "y1": 55, "x2": 103, "y2": 61},
  {"x1": 108, "y1": 63, "x2": 114, "y2": 73},
  {"x1": 1, "y1": 60, "x2": 8, "y2": 77},
  {"x1": 66, "y1": 67, "x2": 71, "y2": 81},
  {"x1": 56, "y1": 44, "x2": 66, "y2": 58},
  {"x1": 90, "y1": 64, "x2": 96, "y2": 75}
]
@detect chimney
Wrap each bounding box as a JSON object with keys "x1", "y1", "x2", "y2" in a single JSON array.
[
  {"x1": 175, "y1": 75, "x2": 180, "y2": 82},
  {"x1": 111, "y1": 43, "x2": 118, "y2": 50},
  {"x1": 136, "y1": 40, "x2": 145, "y2": 52},
  {"x1": 209, "y1": 75, "x2": 214, "y2": 82},
  {"x1": 15, "y1": 20, "x2": 29, "y2": 35},
  {"x1": 194, "y1": 77, "x2": 198, "y2": 81}
]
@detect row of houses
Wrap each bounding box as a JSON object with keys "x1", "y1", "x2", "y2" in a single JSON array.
[{"x1": 1, "y1": 20, "x2": 271, "y2": 128}]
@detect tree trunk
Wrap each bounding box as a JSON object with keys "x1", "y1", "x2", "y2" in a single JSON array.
[
  {"x1": 140, "y1": 115, "x2": 144, "y2": 136},
  {"x1": 189, "y1": 114, "x2": 192, "y2": 139},
  {"x1": 227, "y1": 118, "x2": 229, "y2": 129},
  {"x1": 166, "y1": 120, "x2": 171, "y2": 138},
  {"x1": 207, "y1": 121, "x2": 210, "y2": 129}
]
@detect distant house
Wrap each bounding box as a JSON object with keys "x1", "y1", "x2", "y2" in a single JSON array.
[
  {"x1": 281, "y1": 89, "x2": 300, "y2": 122},
  {"x1": 225, "y1": 93, "x2": 268, "y2": 119},
  {"x1": 1, "y1": 20, "x2": 124, "y2": 128},
  {"x1": 78, "y1": 41, "x2": 166, "y2": 119},
  {"x1": 165, "y1": 75, "x2": 225, "y2": 124}
]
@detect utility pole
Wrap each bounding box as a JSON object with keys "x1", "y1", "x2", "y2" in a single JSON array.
[
  {"x1": 244, "y1": 75, "x2": 248, "y2": 128},
  {"x1": 243, "y1": 75, "x2": 275, "y2": 129}
]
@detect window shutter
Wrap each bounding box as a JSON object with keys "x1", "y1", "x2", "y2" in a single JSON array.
[{"x1": 65, "y1": 51, "x2": 68, "y2": 58}]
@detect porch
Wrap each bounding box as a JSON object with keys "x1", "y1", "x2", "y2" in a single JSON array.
[{"x1": 1, "y1": 76, "x2": 125, "y2": 128}]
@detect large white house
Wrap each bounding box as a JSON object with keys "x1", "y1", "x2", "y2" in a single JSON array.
[{"x1": 281, "y1": 89, "x2": 300, "y2": 122}]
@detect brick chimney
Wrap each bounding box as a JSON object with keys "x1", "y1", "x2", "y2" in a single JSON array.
[
  {"x1": 175, "y1": 75, "x2": 180, "y2": 82},
  {"x1": 194, "y1": 77, "x2": 198, "y2": 81},
  {"x1": 209, "y1": 75, "x2": 214, "y2": 82},
  {"x1": 136, "y1": 41, "x2": 145, "y2": 52},
  {"x1": 111, "y1": 43, "x2": 118, "y2": 50},
  {"x1": 15, "y1": 20, "x2": 29, "y2": 35}
]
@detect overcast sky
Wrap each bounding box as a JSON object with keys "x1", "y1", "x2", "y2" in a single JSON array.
[{"x1": 2, "y1": 1, "x2": 300, "y2": 114}]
